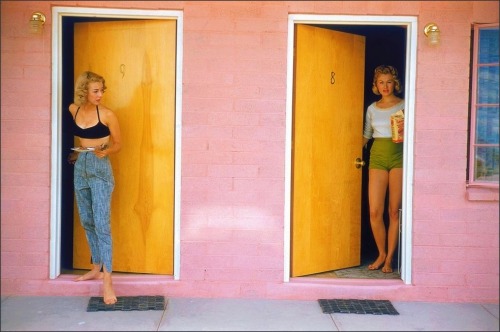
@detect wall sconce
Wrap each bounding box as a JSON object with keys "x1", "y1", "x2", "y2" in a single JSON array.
[
  {"x1": 423, "y1": 23, "x2": 440, "y2": 46},
  {"x1": 29, "y1": 11, "x2": 46, "y2": 34}
]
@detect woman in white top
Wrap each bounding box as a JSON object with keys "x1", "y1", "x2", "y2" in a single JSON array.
[{"x1": 362, "y1": 65, "x2": 404, "y2": 273}]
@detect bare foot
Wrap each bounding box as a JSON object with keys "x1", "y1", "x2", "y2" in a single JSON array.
[
  {"x1": 74, "y1": 270, "x2": 104, "y2": 281},
  {"x1": 382, "y1": 264, "x2": 393, "y2": 273},
  {"x1": 368, "y1": 255, "x2": 386, "y2": 270},
  {"x1": 103, "y1": 275, "x2": 117, "y2": 305}
]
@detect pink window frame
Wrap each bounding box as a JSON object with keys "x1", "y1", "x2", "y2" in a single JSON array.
[{"x1": 468, "y1": 23, "x2": 499, "y2": 188}]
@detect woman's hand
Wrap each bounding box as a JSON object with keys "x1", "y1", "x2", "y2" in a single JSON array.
[
  {"x1": 67, "y1": 152, "x2": 78, "y2": 164},
  {"x1": 94, "y1": 143, "x2": 108, "y2": 158}
]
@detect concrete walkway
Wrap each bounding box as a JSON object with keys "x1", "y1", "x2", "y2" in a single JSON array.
[{"x1": 1, "y1": 296, "x2": 498, "y2": 331}]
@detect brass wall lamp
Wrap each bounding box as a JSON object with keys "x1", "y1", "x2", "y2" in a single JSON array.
[
  {"x1": 423, "y1": 23, "x2": 440, "y2": 46},
  {"x1": 29, "y1": 11, "x2": 46, "y2": 34}
]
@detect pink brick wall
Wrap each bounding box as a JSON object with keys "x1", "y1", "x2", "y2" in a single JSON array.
[{"x1": 1, "y1": 1, "x2": 498, "y2": 303}]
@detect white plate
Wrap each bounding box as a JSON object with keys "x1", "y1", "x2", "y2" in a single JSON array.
[{"x1": 71, "y1": 147, "x2": 95, "y2": 152}]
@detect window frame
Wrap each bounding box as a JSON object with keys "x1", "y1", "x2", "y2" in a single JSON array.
[{"x1": 468, "y1": 22, "x2": 499, "y2": 188}]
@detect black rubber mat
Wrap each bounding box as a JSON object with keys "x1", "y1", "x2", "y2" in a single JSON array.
[
  {"x1": 87, "y1": 295, "x2": 165, "y2": 312},
  {"x1": 318, "y1": 299, "x2": 399, "y2": 315}
]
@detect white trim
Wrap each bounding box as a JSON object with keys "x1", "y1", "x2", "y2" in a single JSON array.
[
  {"x1": 401, "y1": 17, "x2": 417, "y2": 285},
  {"x1": 49, "y1": 6, "x2": 183, "y2": 280},
  {"x1": 284, "y1": 14, "x2": 417, "y2": 285}
]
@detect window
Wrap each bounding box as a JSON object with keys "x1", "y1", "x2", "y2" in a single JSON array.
[{"x1": 468, "y1": 23, "x2": 499, "y2": 187}]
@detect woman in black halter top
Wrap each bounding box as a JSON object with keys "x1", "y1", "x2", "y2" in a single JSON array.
[{"x1": 68, "y1": 71, "x2": 122, "y2": 305}]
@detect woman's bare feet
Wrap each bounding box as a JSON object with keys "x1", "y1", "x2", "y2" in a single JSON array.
[
  {"x1": 368, "y1": 254, "x2": 386, "y2": 270},
  {"x1": 382, "y1": 265, "x2": 393, "y2": 273},
  {"x1": 382, "y1": 258, "x2": 393, "y2": 273},
  {"x1": 103, "y1": 272, "x2": 117, "y2": 305},
  {"x1": 74, "y1": 265, "x2": 104, "y2": 281}
]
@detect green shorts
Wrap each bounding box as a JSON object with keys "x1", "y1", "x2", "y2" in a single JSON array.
[{"x1": 369, "y1": 138, "x2": 403, "y2": 171}]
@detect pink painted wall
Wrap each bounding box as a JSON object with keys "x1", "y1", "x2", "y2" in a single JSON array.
[{"x1": 1, "y1": 1, "x2": 498, "y2": 303}]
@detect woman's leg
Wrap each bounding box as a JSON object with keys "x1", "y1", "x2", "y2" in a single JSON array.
[
  {"x1": 102, "y1": 266, "x2": 116, "y2": 305},
  {"x1": 383, "y1": 167, "x2": 403, "y2": 273},
  {"x1": 74, "y1": 154, "x2": 116, "y2": 304},
  {"x1": 74, "y1": 157, "x2": 104, "y2": 281},
  {"x1": 91, "y1": 186, "x2": 116, "y2": 305},
  {"x1": 89, "y1": 177, "x2": 114, "y2": 275},
  {"x1": 368, "y1": 169, "x2": 389, "y2": 270},
  {"x1": 89, "y1": 158, "x2": 116, "y2": 304}
]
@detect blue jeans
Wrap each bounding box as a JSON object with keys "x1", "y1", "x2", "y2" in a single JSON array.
[{"x1": 74, "y1": 152, "x2": 115, "y2": 273}]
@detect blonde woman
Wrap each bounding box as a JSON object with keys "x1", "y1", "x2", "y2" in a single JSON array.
[
  {"x1": 362, "y1": 65, "x2": 404, "y2": 273},
  {"x1": 69, "y1": 71, "x2": 122, "y2": 304}
]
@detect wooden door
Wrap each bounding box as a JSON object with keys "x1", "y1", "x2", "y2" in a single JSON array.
[
  {"x1": 291, "y1": 25, "x2": 365, "y2": 277},
  {"x1": 73, "y1": 20, "x2": 176, "y2": 274}
]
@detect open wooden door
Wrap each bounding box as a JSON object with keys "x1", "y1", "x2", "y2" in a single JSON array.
[
  {"x1": 291, "y1": 24, "x2": 365, "y2": 277},
  {"x1": 72, "y1": 20, "x2": 176, "y2": 274}
]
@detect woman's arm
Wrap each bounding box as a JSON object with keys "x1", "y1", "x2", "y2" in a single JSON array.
[
  {"x1": 363, "y1": 137, "x2": 369, "y2": 148},
  {"x1": 98, "y1": 107, "x2": 122, "y2": 157}
]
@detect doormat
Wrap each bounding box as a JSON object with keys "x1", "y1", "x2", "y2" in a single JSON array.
[
  {"x1": 87, "y1": 295, "x2": 165, "y2": 312},
  {"x1": 318, "y1": 299, "x2": 399, "y2": 315}
]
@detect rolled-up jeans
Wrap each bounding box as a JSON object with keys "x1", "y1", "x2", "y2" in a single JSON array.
[{"x1": 74, "y1": 152, "x2": 115, "y2": 273}]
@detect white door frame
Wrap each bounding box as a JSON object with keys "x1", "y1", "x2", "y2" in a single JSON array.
[
  {"x1": 284, "y1": 14, "x2": 417, "y2": 284},
  {"x1": 49, "y1": 6, "x2": 183, "y2": 280}
]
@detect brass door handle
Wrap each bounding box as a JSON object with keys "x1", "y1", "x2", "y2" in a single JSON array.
[{"x1": 355, "y1": 157, "x2": 365, "y2": 168}]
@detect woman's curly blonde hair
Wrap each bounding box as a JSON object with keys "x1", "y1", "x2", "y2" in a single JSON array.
[
  {"x1": 73, "y1": 71, "x2": 107, "y2": 106},
  {"x1": 372, "y1": 65, "x2": 402, "y2": 95}
]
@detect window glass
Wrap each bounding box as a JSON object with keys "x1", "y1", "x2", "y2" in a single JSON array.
[
  {"x1": 478, "y1": 66, "x2": 499, "y2": 104},
  {"x1": 475, "y1": 146, "x2": 499, "y2": 182},
  {"x1": 475, "y1": 106, "x2": 499, "y2": 144},
  {"x1": 479, "y1": 28, "x2": 499, "y2": 63},
  {"x1": 470, "y1": 24, "x2": 499, "y2": 185}
]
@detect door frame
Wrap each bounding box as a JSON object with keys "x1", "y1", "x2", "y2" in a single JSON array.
[
  {"x1": 49, "y1": 6, "x2": 183, "y2": 280},
  {"x1": 284, "y1": 14, "x2": 417, "y2": 284}
]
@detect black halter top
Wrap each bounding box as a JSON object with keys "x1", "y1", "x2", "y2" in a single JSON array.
[{"x1": 73, "y1": 105, "x2": 110, "y2": 139}]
